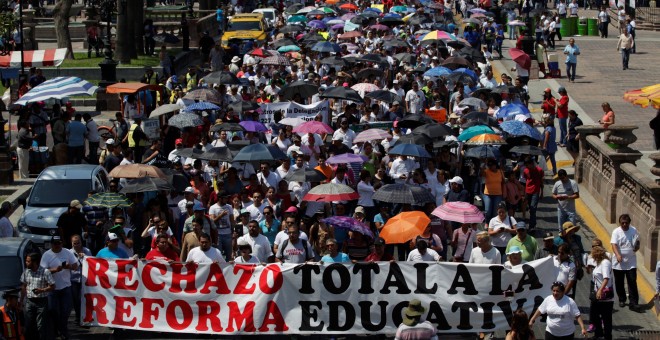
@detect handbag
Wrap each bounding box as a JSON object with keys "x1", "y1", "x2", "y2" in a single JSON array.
[{"x1": 598, "y1": 286, "x2": 614, "y2": 300}]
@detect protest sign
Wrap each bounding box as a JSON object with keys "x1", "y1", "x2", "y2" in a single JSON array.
[
  {"x1": 259, "y1": 101, "x2": 330, "y2": 140},
  {"x1": 82, "y1": 258, "x2": 556, "y2": 335},
  {"x1": 142, "y1": 119, "x2": 161, "y2": 140},
  {"x1": 350, "y1": 121, "x2": 393, "y2": 133}
]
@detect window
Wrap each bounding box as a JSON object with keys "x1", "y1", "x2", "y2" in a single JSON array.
[
  {"x1": 227, "y1": 21, "x2": 262, "y2": 31},
  {"x1": 28, "y1": 179, "x2": 92, "y2": 207}
]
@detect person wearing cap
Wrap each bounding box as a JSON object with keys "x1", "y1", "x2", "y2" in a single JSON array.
[
  {"x1": 609, "y1": 214, "x2": 640, "y2": 310},
  {"x1": 536, "y1": 232, "x2": 559, "y2": 259},
  {"x1": 470, "y1": 231, "x2": 501, "y2": 264},
  {"x1": 56, "y1": 200, "x2": 88, "y2": 249},
  {"x1": 505, "y1": 222, "x2": 537, "y2": 262},
  {"x1": 178, "y1": 186, "x2": 202, "y2": 215},
  {"x1": 21, "y1": 252, "x2": 55, "y2": 340},
  {"x1": 395, "y1": 299, "x2": 438, "y2": 340},
  {"x1": 101, "y1": 138, "x2": 123, "y2": 173},
  {"x1": 232, "y1": 238, "x2": 260, "y2": 264},
  {"x1": 0, "y1": 288, "x2": 24, "y2": 340},
  {"x1": 541, "y1": 88, "x2": 556, "y2": 118},
  {"x1": 40, "y1": 235, "x2": 78, "y2": 339},
  {"x1": 503, "y1": 246, "x2": 526, "y2": 268},
  {"x1": 320, "y1": 238, "x2": 350, "y2": 263},
  {"x1": 552, "y1": 169, "x2": 579, "y2": 231},
  {"x1": 238, "y1": 220, "x2": 273, "y2": 263},
  {"x1": 183, "y1": 202, "x2": 215, "y2": 240},
  {"x1": 96, "y1": 233, "x2": 129, "y2": 259},
  {"x1": 444, "y1": 176, "x2": 470, "y2": 203},
  {"x1": 186, "y1": 232, "x2": 226, "y2": 264}
]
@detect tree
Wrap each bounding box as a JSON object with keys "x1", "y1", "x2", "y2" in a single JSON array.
[
  {"x1": 115, "y1": 0, "x2": 129, "y2": 63},
  {"x1": 53, "y1": 0, "x2": 74, "y2": 59}
]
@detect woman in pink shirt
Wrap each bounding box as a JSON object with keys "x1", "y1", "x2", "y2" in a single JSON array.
[{"x1": 599, "y1": 102, "x2": 615, "y2": 129}]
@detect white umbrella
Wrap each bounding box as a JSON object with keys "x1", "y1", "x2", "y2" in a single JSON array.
[
  {"x1": 15, "y1": 76, "x2": 97, "y2": 106},
  {"x1": 151, "y1": 104, "x2": 183, "y2": 117}
]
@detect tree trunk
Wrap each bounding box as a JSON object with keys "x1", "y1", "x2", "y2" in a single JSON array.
[
  {"x1": 115, "y1": 0, "x2": 130, "y2": 63},
  {"x1": 53, "y1": 0, "x2": 74, "y2": 59},
  {"x1": 126, "y1": 0, "x2": 137, "y2": 59},
  {"x1": 133, "y1": 0, "x2": 144, "y2": 56}
]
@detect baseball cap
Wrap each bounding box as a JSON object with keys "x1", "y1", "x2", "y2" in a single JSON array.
[
  {"x1": 240, "y1": 209, "x2": 250, "y2": 215},
  {"x1": 448, "y1": 176, "x2": 463, "y2": 185},
  {"x1": 70, "y1": 200, "x2": 83, "y2": 209},
  {"x1": 106, "y1": 138, "x2": 116, "y2": 146},
  {"x1": 175, "y1": 138, "x2": 183, "y2": 145},
  {"x1": 506, "y1": 246, "x2": 523, "y2": 255},
  {"x1": 51, "y1": 236, "x2": 62, "y2": 243},
  {"x1": 107, "y1": 233, "x2": 119, "y2": 241},
  {"x1": 543, "y1": 232, "x2": 555, "y2": 241},
  {"x1": 558, "y1": 86, "x2": 567, "y2": 93},
  {"x1": 285, "y1": 206, "x2": 298, "y2": 213},
  {"x1": 184, "y1": 186, "x2": 195, "y2": 194},
  {"x1": 392, "y1": 101, "x2": 400, "y2": 106},
  {"x1": 237, "y1": 238, "x2": 250, "y2": 247},
  {"x1": 374, "y1": 237, "x2": 386, "y2": 246},
  {"x1": 354, "y1": 206, "x2": 365, "y2": 215},
  {"x1": 393, "y1": 79, "x2": 399, "y2": 84},
  {"x1": 193, "y1": 202, "x2": 205, "y2": 211},
  {"x1": 543, "y1": 88, "x2": 552, "y2": 93},
  {"x1": 516, "y1": 221, "x2": 527, "y2": 230}
]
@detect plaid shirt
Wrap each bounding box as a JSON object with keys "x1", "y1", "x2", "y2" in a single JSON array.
[{"x1": 20, "y1": 267, "x2": 55, "y2": 299}]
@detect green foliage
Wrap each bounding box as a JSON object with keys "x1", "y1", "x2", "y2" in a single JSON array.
[{"x1": 0, "y1": 12, "x2": 16, "y2": 38}]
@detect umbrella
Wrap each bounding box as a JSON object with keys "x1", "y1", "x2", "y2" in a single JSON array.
[
  {"x1": 186, "y1": 102, "x2": 220, "y2": 111},
  {"x1": 210, "y1": 122, "x2": 245, "y2": 133},
  {"x1": 354, "y1": 128, "x2": 392, "y2": 143},
  {"x1": 408, "y1": 15, "x2": 432, "y2": 25},
  {"x1": 458, "y1": 125, "x2": 494, "y2": 141},
  {"x1": 426, "y1": 2, "x2": 445, "y2": 9},
  {"x1": 15, "y1": 76, "x2": 98, "y2": 105},
  {"x1": 308, "y1": 20, "x2": 327, "y2": 30},
  {"x1": 233, "y1": 144, "x2": 288, "y2": 162},
  {"x1": 161, "y1": 168, "x2": 189, "y2": 193},
  {"x1": 397, "y1": 113, "x2": 435, "y2": 129},
  {"x1": 306, "y1": 10, "x2": 327, "y2": 17},
  {"x1": 168, "y1": 113, "x2": 204, "y2": 129},
  {"x1": 394, "y1": 133, "x2": 433, "y2": 146},
  {"x1": 463, "y1": 111, "x2": 489, "y2": 121},
  {"x1": 174, "y1": 147, "x2": 205, "y2": 159},
  {"x1": 466, "y1": 133, "x2": 506, "y2": 145},
  {"x1": 394, "y1": 52, "x2": 416, "y2": 64},
  {"x1": 358, "y1": 54, "x2": 388, "y2": 64},
  {"x1": 260, "y1": 55, "x2": 292, "y2": 66},
  {"x1": 431, "y1": 201, "x2": 484, "y2": 223},
  {"x1": 201, "y1": 71, "x2": 241, "y2": 86},
  {"x1": 492, "y1": 85, "x2": 518, "y2": 94},
  {"x1": 509, "y1": 145, "x2": 544, "y2": 155},
  {"x1": 356, "y1": 69, "x2": 385, "y2": 79},
  {"x1": 459, "y1": 97, "x2": 487, "y2": 110},
  {"x1": 623, "y1": 84, "x2": 660, "y2": 109},
  {"x1": 248, "y1": 47, "x2": 272, "y2": 58},
  {"x1": 509, "y1": 48, "x2": 531, "y2": 69},
  {"x1": 286, "y1": 3, "x2": 304, "y2": 13},
  {"x1": 424, "y1": 66, "x2": 452, "y2": 78},
  {"x1": 326, "y1": 153, "x2": 367, "y2": 164},
  {"x1": 184, "y1": 89, "x2": 222, "y2": 103},
  {"x1": 379, "y1": 211, "x2": 432, "y2": 244},
  {"x1": 383, "y1": 39, "x2": 409, "y2": 48},
  {"x1": 499, "y1": 120, "x2": 543, "y2": 140},
  {"x1": 442, "y1": 56, "x2": 471, "y2": 69},
  {"x1": 351, "y1": 82, "x2": 380, "y2": 94},
  {"x1": 320, "y1": 86, "x2": 364, "y2": 103},
  {"x1": 311, "y1": 41, "x2": 340, "y2": 53},
  {"x1": 457, "y1": 47, "x2": 487, "y2": 64},
  {"x1": 293, "y1": 121, "x2": 334, "y2": 134},
  {"x1": 303, "y1": 183, "x2": 359, "y2": 202},
  {"x1": 453, "y1": 68, "x2": 479, "y2": 83},
  {"x1": 109, "y1": 164, "x2": 167, "y2": 179},
  {"x1": 469, "y1": 8, "x2": 487, "y2": 13},
  {"x1": 321, "y1": 216, "x2": 374, "y2": 239},
  {"x1": 381, "y1": 17, "x2": 404, "y2": 26},
  {"x1": 239, "y1": 121, "x2": 268, "y2": 132},
  {"x1": 462, "y1": 18, "x2": 483, "y2": 25},
  {"x1": 153, "y1": 33, "x2": 179, "y2": 44},
  {"x1": 278, "y1": 117, "x2": 306, "y2": 127},
  {"x1": 296, "y1": 6, "x2": 316, "y2": 14},
  {"x1": 389, "y1": 144, "x2": 432, "y2": 158},
  {"x1": 496, "y1": 103, "x2": 531, "y2": 120},
  {"x1": 372, "y1": 184, "x2": 435, "y2": 205},
  {"x1": 412, "y1": 123, "x2": 452, "y2": 138},
  {"x1": 228, "y1": 101, "x2": 260, "y2": 113},
  {"x1": 84, "y1": 192, "x2": 132, "y2": 208},
  {"x1": 279, "y1": 24, "x2": 304, "y2": 33},
  {"x1": 119, "y1": 177, "x2": 174, "y2": 193},
  {"x1": 150, "y1": 103, "x2": 183, "y2": 117},
  {"x1": 285, "y1": 168, "x2": 328, "y2": 183},
  {"x1": 272, "y1": 38, "x2": 298, "y2": 48},
  {"x1": 279, "y1": 80, "x2": 319, "y2": 100},
  {"x1": 197, "y1": 147, "x2": 233, "y2": 162},
  {"x1": 471, "y1": 88, "x2": 493, "y2": 99},
  {"x1": 320, "y1": 56, "x2": 348, "y2": 66},
  {"x1": 339, "y1": 3, "x2": 358, "y2": 10},
  {"x1": 338, "y1": 31, "x2": 363, "y2": 40},
  {"x1": 464, "y1": 145, "x2": 501, "y2": 159},
  {"x1": 369, "y1": 24, "x2": 390, "y2": 31},
  {"x1": 447, "y1": 73, "x2": 475, "y2": 86},
  {"x1": 288, "y1": 15, "x2": 308, "y2": 23},
  {"x1": 365, "y1": 90, "x2": 401, "y2": 104},
  {"x1": 360, "y1": 11, "x2": 379, "y2": 19},
  {"x1": 391, "y1": 5, "x2": 408, "y2": 12},
  {"x1": 421, "y1": 30, "x2": 455, "y2": 41},
  {"x1": 277, "y1": 45, "x2": 301, "y2": 53}
]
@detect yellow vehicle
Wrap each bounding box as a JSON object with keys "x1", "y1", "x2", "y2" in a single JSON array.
[{"x1": 221, "y1": 13, "x2": 268, "y2": 49}]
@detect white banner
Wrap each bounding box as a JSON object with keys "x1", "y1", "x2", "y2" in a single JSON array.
[
  {"x1": 81, "y1": 257, "x2": 557, "y2": 335},
  {"x1": 258, "y1": 100, "x2": 330, "y2": 140}
]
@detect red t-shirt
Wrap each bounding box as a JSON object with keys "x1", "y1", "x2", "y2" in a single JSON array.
[
  {"x1": 557, "y1": 95, "x2": 569, "y2": 119},
  {"x1": 150, "y1": 235, "x2": 179, "y2": 250},
  {"x1": 523, "y1": 166, "x2": 543, "y2": 194},
  {"x1": 146, "y1": 247, "x2": 180, "y2": 262},
  {"x1": 364, "y1": 252, "x2": 395, "y2": 262}
]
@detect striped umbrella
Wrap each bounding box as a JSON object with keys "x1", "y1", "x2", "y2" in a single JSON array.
[
  {"x1": 303, "y1": 183, "x2": 359, "y2": 202},
  {"x1": 420, "y1": 30, "x2": 456, "y2": 42},
  {"x1": 15, "y1": 76, "x2": 98, "y2": 105},
  {"x1": 292, "y1": 121, "x2": 334, "y2": 134},
  {"x1": 354, "y1": 128, "x2": 392, "y2": 143},
  {"x1": 431, "y1": 201, "x2": 484, "y2": 223},
  {"x1": 260, "y1": 55, "x2": 292, "y2": 66},
  {"x1": 84, "y1": 192, "x2": 133, "y2": 208},
  {"x1": 465, "y1": 133, "x2": 506, "y2": 145},
  {"x1": 372, "y1": 184, "x2": 435, "y2": 205}
]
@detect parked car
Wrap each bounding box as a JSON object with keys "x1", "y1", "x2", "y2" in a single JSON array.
[
  {"x1": 17, "y1": 165, "x2": 110, "y2": 248},
  {"x1": 252, "y1": 8, "x2": 278, "y2": 29},
  {"x1": 0, "y1": 237, "x2": 41, "y2": 306}
]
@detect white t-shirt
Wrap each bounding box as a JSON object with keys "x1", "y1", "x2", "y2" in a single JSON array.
[
  {"x1": 238, "y1": 234, "x2": 273, "y2": 263},
  {"x1": 592, "y1": 258, "x2": 614, "y2": 301},
  {"x1": 186, "y1": 247, "x2": 226, "y2": 264},
  {"x1": 469, "y1": 246, "x2": 502, "y2": 264},
  {"x1": 273, "y1": 230, "x2": 309, "y2": 249},
  {"x1": 538, "y1": 295, "x2": 580, "y2": 337},
  {"x1": 488, "y1": 215, "x2": 517, "y2": 248},
  {"x1": 406, "y1": 248, "x2": 441, "y2": 262},
  {"x1": 234, "y1": 255, "x2": 260, "y2": 264},
  {"x1": 610, "y1": 226, "x2": 639, "y2": 270},
  {"x1": 246, "y1": 201, "x2": 268, "y2": 222},
  {"x1": 553, "y1": 256, "x2": 576, "y2": 286},
  {"x1": 40, "y1": 249, "x2": 78, "y2": 289},
  {"x1": 357, "y1": 181, "x2": 375, "y2": 207}
]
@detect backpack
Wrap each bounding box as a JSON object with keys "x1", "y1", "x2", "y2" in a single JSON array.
[{"x1": 278, "y1": 238, "x2": 313, "y2": 262}]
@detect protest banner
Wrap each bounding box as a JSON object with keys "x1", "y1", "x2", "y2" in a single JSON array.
[
  {"x1": 81, "y1": 257, "x2": 557, "y2": 335},
  {"x1": 259, "y1": 101, "x2": 330, "y2": 140}
]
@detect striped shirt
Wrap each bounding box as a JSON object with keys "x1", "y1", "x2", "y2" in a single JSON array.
[{"x1": 20, "y1": 267, "x2": 55, "y2": 299}]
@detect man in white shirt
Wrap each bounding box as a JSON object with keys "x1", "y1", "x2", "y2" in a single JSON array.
[
  {"x1": 479, "y1": 70, "x2": 498, "y2": 89},
  {"x1": 390, "y1": 79, "x2": 406, "y2": 101},
  {"x1": 568, "y1": 0, "x2": 579, "y2": 17},
  {"x1": 407, "y1": 239, "x2": 441, "y2": 261},
  {"x1": 405, "y1": 82, "x2": 425, "y2": 114},
  {"x1": 232, "y1": 161, "x2": 256, "y2": 185},
  {"x1": 332, "y1": 118, "x2": 357, "y2": 148},
  {"x1": 389, "y1": 155, "x2": 417, "y2": 184},
  {"x1": 610, "y1": 213, "x2": 640, "y2": 310},
  {"x1": 469, "y1": 232, "x2": 502, "y2": 264},
  {"x1": 237, "y1": 220, "x2": 273, "y2": 262},
  {"x1": 257, "y1": 161, "x2": 281, "y2": 189},
  {"x1": 177, "y1": 186, "x2": 202, "y2": 215},
  {"x1": 186, "y1": 233, "x2": 226, "y2": 264},
  {"x1": 40, "y1": 236, "x2": 78, "y2": 339},
  {"x1": 245, "y1": 192, "x2": 268, "y2": 222}
]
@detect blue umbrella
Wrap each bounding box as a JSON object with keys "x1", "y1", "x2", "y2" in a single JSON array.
[
  {"x1": 464, "y1": 145, "x2": 501, "y2": 159},
  {"x1": 364, "y1": 7, "x2": 382, "y2": 13},
  {"x1": 311, "y1": 41, "x2": 341, "y2": 53},
  {"x1": 499, "y1": 120, "x2": 543, "y2": 140},
  {"x1": 424, "y1": 66, "x2": 452, "y2": 77},
  {"x1": 458, "y1": 125, "x2": 494, "y2": 141},
  {"x1": 496, "y1": 103, "x2": 531, "y2": 120},
  {"x1": 388, "y1": 144, "x2": 432, "y2": 158},
  {"x1": 233, "y1": 144, "x2": 288, "y2": 162},
  {"x1": 308, "y1": 20, "x2": 327, "y2": 29},
  {"x1": 15, "y1": 76, "x2": 98, "y2": 105},
  {"x1": 186, "y1": 102, "x2": 220, "y2": 111},
  {"x1": 452, "y1": 68, "x2": 478, "y2": 82},
  {"x1": 277, "y1": 45, "x2": 301, "y2": 52},
  {"x1": 384, "y1": 12, "x2": 402, "y2": 19}
]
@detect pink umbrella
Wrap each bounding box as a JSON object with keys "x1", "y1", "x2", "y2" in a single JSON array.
[
  {"x1": 351, "y1": 82, "x2": 380, "y2": 94},
  {"x1": 431, "y1": 201, "x2": 485, "y2": 223},
  {"x1": 369, "y1": 24, "x2": 390, "y2": 31},
  {"x1": 292, "y1": 121, "x2": 334, "y2": 134},
  {"x1": 353, "y1": 128, "x2": 392, "y2": 143}
]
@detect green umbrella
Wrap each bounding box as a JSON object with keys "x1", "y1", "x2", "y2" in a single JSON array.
[
  {"x1": 319, "y1": 7, "x2": 336, "y2": 13},
  {"x1": 84, "y1": 192, "x2": 133, "y2": 208},
  {"x1": 288, "y1": 15, "x2": 307, "y2": 23},
  {"x1": 391, "y1": 5, "x2": 408, "y2": 12},
  {"x1": 458, "y1": 125, "x2": 494, "y2": 141}
]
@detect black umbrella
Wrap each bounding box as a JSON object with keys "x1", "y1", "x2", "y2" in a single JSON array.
[
  {"x1": 461, "y1": 118, "x2": 499, "y2": 128},
  {"x1": 457, "y1": 46, "x2": 486, "y2": 64},
  {"x1": 509, "y1": 145, "x2": 544, "y2": 155},
  {"x1": 492, "y1": 85, "x2": 519, "y2": 94},
  {"x1": 360, "y1": 11, "x2": 380, "y2": 18},
  {"x1": 174, "y1": 147, "x2": 205, "y2": 158},
  {"x1": 228, "y1": 101, "x2": 261, "y2": 113},
  {"x1": 198, "y1": 147, "x2": 234, "y2": 162},
  {"x1": 285, "y1": 3, "x2": 304, "y2": 14},
  {"x1": 433, "y1": 140, "x2": 459, "y2": 149},
  {"x1": 278, "y1": 24, "x2": 305, "y2": 34},
  {"x1": 464, "y1": 145, "x2": 501, "y2": 159},
  {"x1": 365, "y1": 90, "x2": 401, "y2": 104},
  {"x1": 161, "y1": 168, "x2": 190, "y2": 193},
  {"x1": 284, "y1": 168, "x2": 327, "y2": 183},
  {"x1": 372, "y1": 184, "x2": 435, "y2": 205},
  {"x1": 342, "y1": 56, "x2": 358, "y2": 64},
  {"x1": 350, "y1": 16, "x2": 369, "y2": 25},
  {"x1": 272, "y1": 38, "x2": 298, "y2": 48},
  {"x1": 380, "y1": 17, "x2": 404, "y2": 26},
  {"x1": 320, "y1": 86, "x2": 364, "y2": 103},
  {"x1": 393, "y1": 133, "x2": 433, "y2": 145},
  {"x1": 358, "y1": 54, "x2": 388, "y2": 64},
  {"x1": 463, "y1": 111, "x2": 490, "y2": 121},
  {"x1": 394, "y1": 52, "x2": 416, "y2": 64},
  {"x1": 279, "y1": 80, "x2": 319, "y2": 100},
  {"x1": 210, "y1": 122, "x2": 245, "y2": 133},
  {"x1": 227, "y1": 140, "x2": 251, "y2": 156},
  {"x1": 153, "y1": 33, "x2": 180, "y2": 44},
  {"x1": 120, "y1": 177, "x2": 174, "y2": 193},
  {"x1": 447, "y1": 72, "x2": 476, "y2": 85},
  {"x1": 442, "y1": 56, "x2": 471, "y2": 69},
  {"x1": 408, "y1": 15, "x2": 432, "y2": 26},
  {"x1": 233, "y1": 144, "x2": 288, "y2": 162},
  {"x1": 383, "y1": 38, "x2": 409, "y2": 49},
  {"x1": 321, "y1": 56, "x2": 348, "y2": 66},
  {"x1": 471, "y1": 88, "x2": 492, "y2": 98},
  {"x1": 356, "y1": 68, "x2": 384, "y2": 79},
  {"x1": 412, "y1": 123, "x2": 452, "y2": 138},
  {"x1": 397, "y1": 113, "x2": 435, "y2": 129},
  {"x1": 202, "y1": 71, "x2": 241, "y2": 85},
  {"x1": 412, "y1": 64, "x2": 429, "y2": 73}
]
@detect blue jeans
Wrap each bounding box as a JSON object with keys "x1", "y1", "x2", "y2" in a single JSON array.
[
  {"x1": 525, "y1": 193, "x2": 540, "y2": 229},
  {"x1": 48, "y1": 286, "x2": 72, "y2": 339},
  {"x1": 508, "y1": 25, "x2": 515, "y2": 39},
  {"x1": 558, "y1": 117, "x2": 568, "y2": 144},
  {"x1": 621, "y1": 48, "x2": 630, "y2": 69},
  {"x1": 482, "y1": 194, "x2": 502, "y2": 221},
  {"x1": 25, "y1": 297, "x2": 50, "y2": 340},
  {"x1": 566, "y1": 62, "x2": 577, "y2": 81},
  {"x1": 543, "y1": 150, "x2": 557, "y2": 175},
  {"x1": 558, "y1": 208, "x2": 577, "y2": 232},
  {"x1": 217, "y1": 232, "x2": 233, "y2": 261}
]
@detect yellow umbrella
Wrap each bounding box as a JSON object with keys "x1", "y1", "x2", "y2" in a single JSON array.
[{"x1": 623, "y1": 84, "x2": 660, "y2": 109}]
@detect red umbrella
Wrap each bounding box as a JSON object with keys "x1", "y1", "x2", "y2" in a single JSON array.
[
  {"x1": 509, "y1": 48, "x2": 531, "y2": 70},
  {"x1": 248, "y1": 48, "x2": 272, "y2": 58},
  {"x1": 340, "y1": 3, "x2": 359, "y2": 10},
  {"x1": 303, "y1": 183, "x2": 359, "y2": 202}
]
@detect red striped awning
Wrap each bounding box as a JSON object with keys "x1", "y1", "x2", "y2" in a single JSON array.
[{"x1": 0, "y1": 48, "x2": 68, "y2": 68}]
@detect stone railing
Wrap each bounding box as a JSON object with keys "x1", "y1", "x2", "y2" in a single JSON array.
[{"x1": 574, "y1": 125, "x2": 660, "y2": 270}]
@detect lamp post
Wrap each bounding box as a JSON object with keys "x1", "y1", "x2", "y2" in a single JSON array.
[
  {"x1": 98, "y1": 0, "x2": 118, "y2": 88},
  {"x1": 19, "y1": 0, "x2": 24, "y2": 75}
]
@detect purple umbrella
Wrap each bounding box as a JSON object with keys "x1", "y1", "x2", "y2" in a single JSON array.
[
  {"x1": 326, "y1": 153, "x2": 368, "y2": 164},
  {"x1": 239, "y1": 120, "x2": 268, "y2": 132},
  {"x1": 322, "y1": 216, "x2": 374, "y2": 239},
  {"x1": 331, "y1": 23, "x2": 345, "y2": 30},
  {"x1": 308, "y1": 20, "x2": 327, "y2": 29},
  {"x1": 340, "y1": 13, "x2": 357, "y2": 20}
]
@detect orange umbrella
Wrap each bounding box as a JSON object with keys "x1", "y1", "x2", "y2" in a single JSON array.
[
  {"x1": 339, "y1": 3, "x2": 359, "y2": 10},
  {"x1": 465, "y1": 133, "x2": 506, "y2": 145},
  {"x1": 325, "y1": 0, "x2": 340, "y2": 4},
  {"x1": 379, "y1": 211, "x2": 431, "y2": 244},
  {"x1": 623, "y1": 84, "x2": 660, "y2": 109}
]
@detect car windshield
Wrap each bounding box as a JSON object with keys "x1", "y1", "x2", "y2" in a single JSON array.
[
  {"x1": 261, "y1": 12, "x2": 274, "y2": 20},
  {"x1": 0, "y1": 257, "x2": 22, "y2": 288},
  {"x1": 28, "y1": 179, "x2": 91, "y2": 207},
  {"x1": 228, "y1": 21, "x2": 262, "y2": 31}
]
